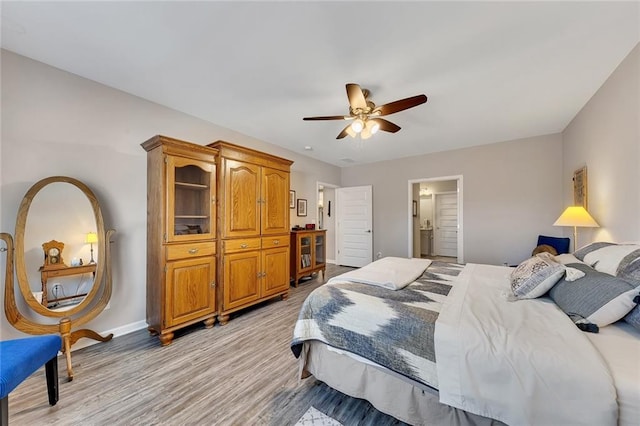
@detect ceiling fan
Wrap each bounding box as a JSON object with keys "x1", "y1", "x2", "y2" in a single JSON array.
[{"x1": 303, "y1": 83, "x2": 427, "y2": 140}]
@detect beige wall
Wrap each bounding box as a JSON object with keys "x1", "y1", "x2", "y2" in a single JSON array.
[
  {"x1": 1, "y1": 42, "x2": 637, "y2": 342},
  {"x1": 561, "y1": 43, "x2": 639, "y2": 245},
  {"x1": 341, "y1": 134, "x2": 564, "y2": 265},
  {"x1": 0, "y1": 50, "x2": 341, "y2": 341}
]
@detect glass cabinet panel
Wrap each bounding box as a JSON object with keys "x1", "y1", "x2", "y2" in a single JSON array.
[
  {"x1": 168, "y1": 157, "x2": 215, "y2": 242},
  {"x1": 315, "y1": 234, "x2": 325, "y2": 266},
  {"x1": 300, "y1": 235, "x2": 312, "y2": 269}
]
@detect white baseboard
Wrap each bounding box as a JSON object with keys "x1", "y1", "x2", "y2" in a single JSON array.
[
  {"x1": 71, "y1": 320, "x2": 148, "y2": 352},
  {"x1": 326, "y1": 259, "x2": 336, "y2": 264}
]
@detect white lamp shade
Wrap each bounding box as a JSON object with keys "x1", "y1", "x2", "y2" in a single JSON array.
[{"x1": 553, "y1": 206, "x2": 599, "y2": 227}]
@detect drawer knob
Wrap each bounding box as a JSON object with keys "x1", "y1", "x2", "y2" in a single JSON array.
[
  {"x1": 273, "y1": 240, "x2": 279, "y2": 245},
  {"x1": 240, "y1": 243, "x2": 248, "y2": 249},
  {"x1": 188, "y1": 248, "x2": 199, "y2": 254}
]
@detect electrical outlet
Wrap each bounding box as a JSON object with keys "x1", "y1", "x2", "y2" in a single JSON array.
[{"x1": 376, "y1": 252, "x2": 382, "y2": 259}]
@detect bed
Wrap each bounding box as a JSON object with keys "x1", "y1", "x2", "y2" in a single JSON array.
[{"x1": 291, "y1": 247, "x2": 640, "y2": 426}]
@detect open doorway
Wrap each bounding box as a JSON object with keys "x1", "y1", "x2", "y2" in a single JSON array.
[
  {"x1": 317, "y1": 182, "x2": 339, "y2": 264},
  {"x1": 407, "y1": 176, "x2": 464, "y2": 263}
]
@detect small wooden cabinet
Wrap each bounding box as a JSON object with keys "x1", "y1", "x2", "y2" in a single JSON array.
[
  {"x1": 142, "y1": 135, "x2": 218, "y2": 345},
  {"x1": 207, "y1": 141, "x2": 293, "y2": 325},
  {"x1": 290, "y1": 230, "x2": 327, "y2": 286}
]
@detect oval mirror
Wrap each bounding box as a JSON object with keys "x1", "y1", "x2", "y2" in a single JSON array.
[
  {"x1": 23, "y1": 182, "x2": 97, "y2": 312},
  {"x1": 14, "y1": 176, "x2": 106, "y2": 318},
  {"x1": 4, "y1": 176, "x2": 114, "y2": 381}
]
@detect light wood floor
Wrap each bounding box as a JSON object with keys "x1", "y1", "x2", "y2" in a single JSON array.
[{"x1": 9, "y1": 264, "x2": 407, "y2": 426}]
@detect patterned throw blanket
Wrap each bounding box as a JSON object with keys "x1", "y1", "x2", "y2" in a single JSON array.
[{"x1": 291, "y1": 261, "x2": 463, "y2": 389}]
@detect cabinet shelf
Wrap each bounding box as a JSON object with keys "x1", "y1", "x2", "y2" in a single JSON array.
[
  {"x1": 175, "y1": 181, "x2": 209, "y2": 189},
  {"x1": 175, "y1": 215, "x2": 208, "y2": 219}
]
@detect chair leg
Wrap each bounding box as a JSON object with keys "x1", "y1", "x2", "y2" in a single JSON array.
[
  {"x1": 45, "y1": 356, "x2": 59, "y2": 406},
  {"x1": 1, "y1": 396, "x2": 8, "y2": 426}
]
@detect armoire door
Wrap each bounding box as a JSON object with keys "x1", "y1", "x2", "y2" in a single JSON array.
[
  {"x1": 165, "y1": 256, "x2": 216, "y2": 328},
  {"x1": 261, "y1": 166, "x2": 290, "y2": 235},
  {"x1": 222, "y1": 250, "x2": 261, "y2": 310},
  {"x1": 222, "y1": 159, "x2": 261, "y2": 238},
  {"x1": 262, "y1": 246, "x2": 289, "y2": 297}
]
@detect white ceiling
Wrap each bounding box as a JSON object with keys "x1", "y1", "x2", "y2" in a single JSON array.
[{"x1": 2, "y1": 1, "x2": 639, "y2": 167}]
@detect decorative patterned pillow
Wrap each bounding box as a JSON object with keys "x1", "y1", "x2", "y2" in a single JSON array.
[
  {"x1": 574, "y1": 242, "x2": 640, "y2": 276},
  {"x1": 549, "y1": 263, "x2": 640, "y2": 331},
  {"x1": 510, "y1": 254, "x2": 565, "y2": 300}
]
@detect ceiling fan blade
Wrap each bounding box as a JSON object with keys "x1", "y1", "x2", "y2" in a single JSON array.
[
  {"x1": 336, "y1": 125, "x2": 351, "y2": 139},
  {"x1": 346, "y1": 83, "x2": 367, "y2": 110},
  {"x1": 376, "y1": 94, "x2": 427, "y2": 116},
  {"x1": 373, "y1": 118, "x2": 401, "y2": 133},
  {"x1": 303, "y1": 115, "x2": 348, "y2": 121}
]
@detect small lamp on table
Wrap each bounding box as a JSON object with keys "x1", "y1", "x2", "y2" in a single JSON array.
[{"x1": 85, "y1": 232, "x2": 98, "y2": 264}]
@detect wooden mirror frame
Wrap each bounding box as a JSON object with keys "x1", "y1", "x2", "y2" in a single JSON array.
[{"x1": 1, "y1": 176, "x2": 116, "y2": 381}]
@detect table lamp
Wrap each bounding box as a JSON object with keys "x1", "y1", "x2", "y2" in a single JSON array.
[
  {"x1": 85, "y1": 232, "x2": 98, "y2": 264},
  {"x1": 553, "y1": 206, "x2": 599, "y2": 251}
]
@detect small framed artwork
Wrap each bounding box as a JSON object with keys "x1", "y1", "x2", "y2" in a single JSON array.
[
  {"x1": 297, "y1": 199, "x2": 307, "y2": 217},
  {"x1": 289, "y1": 190, "x2": 296, "y2": 209},
  {"x1": 412, "y1": 200, "x2": 418, "y2": 217},
  {"x1": 573, "y1": 166, "x2": 588, "y2": 209}
]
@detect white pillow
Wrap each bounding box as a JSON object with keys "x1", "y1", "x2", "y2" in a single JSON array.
[
  {"x1": 575, "y1": 243, "x2": 640, "y2": 276},
  {"x1": 554, "y1": 253, "x2": 585, "y2": 266}
]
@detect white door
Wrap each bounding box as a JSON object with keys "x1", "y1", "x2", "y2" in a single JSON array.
[
  {"x1": 336, "y1": 185, "x2": 373, "y2": 267},
  {"x1": 434, "y1": 192, "x2": 458, "y2": 257}
]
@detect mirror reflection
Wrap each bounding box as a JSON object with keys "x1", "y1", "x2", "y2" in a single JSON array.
[{"x1": 24, "y1": 182, "x2": 98, "y2": 310}]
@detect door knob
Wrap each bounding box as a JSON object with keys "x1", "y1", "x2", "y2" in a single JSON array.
[{"x1": 365, "y1": 230, "x2": 371, "y2": 233}]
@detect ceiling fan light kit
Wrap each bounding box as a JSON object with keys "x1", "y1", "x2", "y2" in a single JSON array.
[{"x1": 303, "y1": 83, "x2": 427, "y2": 140}]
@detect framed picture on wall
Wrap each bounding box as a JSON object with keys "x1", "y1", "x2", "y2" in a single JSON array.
[
  {"x1": 297, "y1": 199, "x2": 307, "y2": 217},
  {"x1": 412, "y1": 200, "x2": 418, "y2": 217},
  {"x1": 289, "y1": 190, "x2": 296, "y2": 209},
  {"x1": 573, "y1": 166, "x2": 588, "y2": 209}
]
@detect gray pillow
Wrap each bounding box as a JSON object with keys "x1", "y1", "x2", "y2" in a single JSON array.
[
  {"x1": 549, "y1": 263, "x2": 639, "y2": 331},
  {"x1": 624, "y1": 302, "x2": 640, "y2": 331}
]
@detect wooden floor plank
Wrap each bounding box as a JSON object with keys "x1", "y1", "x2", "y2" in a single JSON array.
[{"x1": 8, "y1": 264, "x2": 407, "y2": 425}]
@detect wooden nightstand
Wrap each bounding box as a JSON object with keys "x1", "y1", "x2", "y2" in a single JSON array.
[{"x1": 39, "y1": 263, "x2": 96, "y2": 307}]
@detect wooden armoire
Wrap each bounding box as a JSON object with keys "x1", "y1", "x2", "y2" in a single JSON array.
[
  {"x1": 142, "y1": 136, "x2": 218, "y2": 346},
  {"x1": 143, "y1": 136, "x2": 293, "y2": 345},
  {"x1": 207, "y1": 141, "x2": 293, "y2": 325}
]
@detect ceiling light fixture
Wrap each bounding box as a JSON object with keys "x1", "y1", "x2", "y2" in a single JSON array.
[{"x1": 351, "y1": 118, "x2": 365, "y2": 133}]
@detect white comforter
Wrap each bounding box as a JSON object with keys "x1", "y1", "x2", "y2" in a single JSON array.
[{"x1": 435, "y1": 263, "x2": 618, "y2": 426}]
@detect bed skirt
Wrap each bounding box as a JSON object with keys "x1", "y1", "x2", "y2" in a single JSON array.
[{"x1": 299, "y1": 341, "x2": 504, "y2": 426}]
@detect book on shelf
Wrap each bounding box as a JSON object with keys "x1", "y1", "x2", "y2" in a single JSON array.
[{"x1": 300, "y1": 253, "x2": 312, "y2": 268}]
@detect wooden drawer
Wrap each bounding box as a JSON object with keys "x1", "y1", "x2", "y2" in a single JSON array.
[
  {"x1": 166, "y1": 242, "x2": 216, "y2": 261},
  {"x1": 223, "y1": 238, "x2": 261, "y2": 253},
  {"x1": 262, "y1": 236, "x2": 289, "y2": 248}
]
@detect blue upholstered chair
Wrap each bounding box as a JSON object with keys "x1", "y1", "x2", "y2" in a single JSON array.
[
  {"x1": 536, "y1": 235, "x2": 571, "y2": 255},
  {"x1": 0, "y1": 335, "x2": 61, "y2": 425}
]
